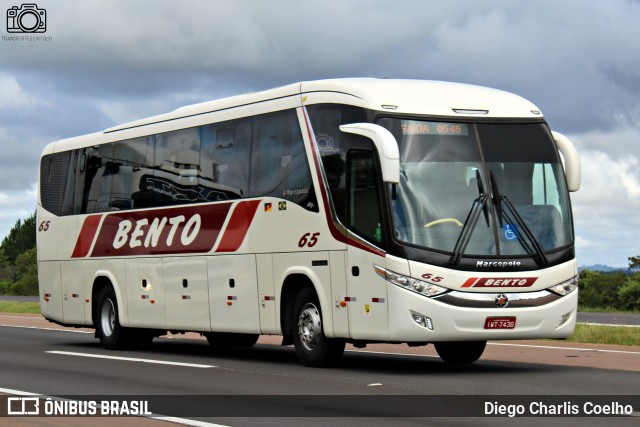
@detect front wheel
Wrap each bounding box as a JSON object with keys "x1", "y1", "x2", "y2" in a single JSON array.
[
  {"x1": 434, "y1": 341, "x2": 486, "y2": 364},
  {"x1": 292, "y1": 287, "x2": 345, "y2": 367}
]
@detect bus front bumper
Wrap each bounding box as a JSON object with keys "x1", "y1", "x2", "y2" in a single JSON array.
[{"x1": 387, "y1": 285, "x2": 578, "y2": 342}]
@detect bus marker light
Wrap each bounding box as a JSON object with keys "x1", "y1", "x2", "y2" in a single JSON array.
[
  {"x1": 371, "y1": 298, "x2": 385, "y2": 303},
  {"x1": 181, "y1": 295, "x2": 191, "y2": 300},
  {"x1": 150, "y1": 299, "x2": 155, "y2": 304},
  {"x1": 344, "y1": 296, "x2": 355, "y2": 302},
  {"x1": 339, "y1": 301, "x2": 347, "y2": 308},
  {"x1": 85, "y1": 298, "x2": 90, "y2": 303},
  {"x1": 227, "y1": 301, "x2": 233, "y2": 306}
]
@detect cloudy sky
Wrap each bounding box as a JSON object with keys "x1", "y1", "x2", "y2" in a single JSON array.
[{"x1": 1, "y1": 0, "x2": 639, "y2": 267}]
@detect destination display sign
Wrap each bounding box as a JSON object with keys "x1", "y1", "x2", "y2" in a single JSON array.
[{"x1": 401, "y1": 121, "x2": 469, "y2": 136}]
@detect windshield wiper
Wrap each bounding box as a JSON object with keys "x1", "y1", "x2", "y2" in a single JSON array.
[
  {"x1": 489, "y1": 170, "x2": 548, "y2": 266},
  {"x1": 449, "y1": 170, "x2": 490, "y2": 266}
]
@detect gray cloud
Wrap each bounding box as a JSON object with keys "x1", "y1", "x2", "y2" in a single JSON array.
[{"x1": 1, "y1": 0, "x2": 639, "y2": 265}]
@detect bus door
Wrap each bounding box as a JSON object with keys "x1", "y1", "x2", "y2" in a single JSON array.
[{"x1": 345, "y1": 150, "x2": 390, "y2": 341}]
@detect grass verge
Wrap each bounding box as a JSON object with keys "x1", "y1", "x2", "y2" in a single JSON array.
[
  {"x1": 564, "y1": 323, "x2": 640, "y2": 346},
  {"x1": 0, "y1": 301, "x2": 41, "y2": 314},
  {"x1": 579, "y1": 306, "x2": 640, "y2": 314}
]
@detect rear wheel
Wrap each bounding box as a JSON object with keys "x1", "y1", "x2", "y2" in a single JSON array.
[
  {"x1": 205, "y1": 332, "x2": 259, "y2": 348},
  {"x1": 292, "y1": 287, "x2": 345, "y2": 367},
  {"x1": 96, "y1": 287, "x2": 153, "y2": 349},
  {"x1": 96, "y1": 287, "x2": 128, "y2": 349},
  {"x1": 434, "y1": 341, "x2": 486, "y2": 364}
]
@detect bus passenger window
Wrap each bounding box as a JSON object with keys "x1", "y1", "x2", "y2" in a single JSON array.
[
  {"x1": 250, "y1": 110, "x2": 316, "y2": 211},
  {"x1": 200, "y1": 119, "x2": 251, "y2": 200}
]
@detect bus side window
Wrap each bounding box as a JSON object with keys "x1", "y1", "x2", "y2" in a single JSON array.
[
  {"x1": 153, "y1": 127, "x2": 201, "y2": 206},
  {"x1": 61, "y1": 150, "x2": 78, "y2": 216},
  {"x1": 306, "y1": 104, "x2": 368, "y2": 223},
  {"x1": 82, "y1": 146, "x2": 105, "y2": 213},
  {"x1": 250, "y1": 110, "x2": 316, "y2": 210},
  {"x1": 39, "y1": 151, "x2": 72, "y2": 216},
  {"x1": 200, "y1": 119, "x2": 251, "y2": 200}
]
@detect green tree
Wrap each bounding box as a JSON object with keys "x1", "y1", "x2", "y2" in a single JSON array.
[
  {"x1": 0, "y1": 211, "x2": 36, "y2": 266},
  {"x1": 0, "y1": 212, "x2": 37, "y2": 294},
  {"x1": 12, "y1": 247, "x2": 38, "y2": 296},
  {"x1": 630, "y1": 256, "x2": 640, "y2": 271},
  {"x1": 618, "y1": 274, "x2": 640, "y2": 311}
]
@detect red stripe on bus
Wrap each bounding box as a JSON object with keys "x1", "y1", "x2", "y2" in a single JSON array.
[
  {"x1": 71, "y1": 215, "x2": 103, "y2": 258},
  {"x1": 461, "y1": 278, "x2": 479, "y2": 288},
  {"x1": 215, "y1": 199, "x2": 261, "y2": 252}
]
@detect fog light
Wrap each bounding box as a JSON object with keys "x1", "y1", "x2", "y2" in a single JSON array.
[
  {"x1": 411, "y1": 311, "x2": 433, "y2": 330},
  {"x1": 557, "y1": 310, "x2": 572, "y2": 328}
]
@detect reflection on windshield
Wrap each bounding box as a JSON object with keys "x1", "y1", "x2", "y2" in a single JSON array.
[{"x1": 378, "y1": 118, "x2": 573, "y2": 258}]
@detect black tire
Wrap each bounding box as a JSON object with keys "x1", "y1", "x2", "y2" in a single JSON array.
[
  {"x1": 96, "y1": 286, "x2": 128, "y2": 349},
  {"x1": 205, "y1": 332, "x2": 259, "y2": 348},
  {"x1": 434, "y1": 341, "x2": 486, "y2": 364},
  {"x1": 291, "y1": 287, "x2": 345, "y2": 367},
  {"x1": 96, "y1": 287, "x2": 154, "y2": 350}
]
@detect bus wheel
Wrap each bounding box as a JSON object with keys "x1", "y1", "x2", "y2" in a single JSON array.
[
  {"x1": 292, "y1": 287, "x2": 345, "y2": 367},
  {"x1": 434, "y1": 341, "x2": 486, "y2": 364},
  {"x1": 205, "y1": 332, "x2": 259, "y2": 348},
  {"x1": 96, "y1": 286, "x2": 129, "y2": 350}
]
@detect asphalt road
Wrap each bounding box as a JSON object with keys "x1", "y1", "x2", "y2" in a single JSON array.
[{"x1": 0, "y1": 318, "x2": 639, "y2": 427}]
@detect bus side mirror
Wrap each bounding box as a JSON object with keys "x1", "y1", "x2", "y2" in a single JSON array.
[
  {"x1": 551, "y1": 131, "x2": 581, "y2": 192},
  {"x1": 339, "y1": 123, "x2": 400, "y2": 184}
]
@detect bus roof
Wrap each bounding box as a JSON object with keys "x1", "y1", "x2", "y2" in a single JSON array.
[{"x1": 44, "y1": 78, "x2": 543, "y2": 154}]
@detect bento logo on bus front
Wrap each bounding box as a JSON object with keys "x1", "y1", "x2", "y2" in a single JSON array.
[{"x1": 462, "y1": 277, "x2": 538, "y2": 288}]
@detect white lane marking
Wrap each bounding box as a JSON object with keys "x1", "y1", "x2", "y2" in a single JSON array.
[
  {"x1": 1, "y1": 324, "x2": 92, "y2": 333},
  {"x1": 46, "y1": 350, "x2": 217, "y2": 368},
  {"x1": 152, "y1": 417, "x2": 230, "y2": 427},
  {"x1": 488, "y1": 342, "x2": 640, "y2": 355},
  {"x1": 0, "y1": 386, "x2": 39, "y2": 396},
  {"x1": 0, "y1": 386, "x2": 229, "y2": 427}
]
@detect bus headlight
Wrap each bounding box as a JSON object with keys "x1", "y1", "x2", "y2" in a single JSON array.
[
  {"x1": 547, "y1": 275, "x2": 579, "y2": 296},
  {"x1": 374, "y1": 265, "x2": 448, "y2": 297}
]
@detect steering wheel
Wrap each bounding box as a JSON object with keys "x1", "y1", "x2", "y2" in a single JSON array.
[{"x1": 424, "y1": 218, "x2": 463, "y2": 228}]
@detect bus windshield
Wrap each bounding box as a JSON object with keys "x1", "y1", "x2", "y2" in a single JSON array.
[{"x1": 378, "y1": 118, "x2": 574, "y2": 259}]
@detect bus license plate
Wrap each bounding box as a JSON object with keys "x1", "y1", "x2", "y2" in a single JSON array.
[{"x1": 484, "y1": 317, "x2": 516, "y2": 329}]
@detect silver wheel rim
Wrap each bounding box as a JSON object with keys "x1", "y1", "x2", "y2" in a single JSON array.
[
  {"x1": 100, "y1": 298, "x2": 115, "y2": 337},
  {"x1": 298, "y1": 302, "x2": 322, "y2": 351}
]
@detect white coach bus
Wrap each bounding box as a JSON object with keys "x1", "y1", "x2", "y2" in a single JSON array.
[{"x1": 37, "y1": 78, "x2": 581, "y2": 366}]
